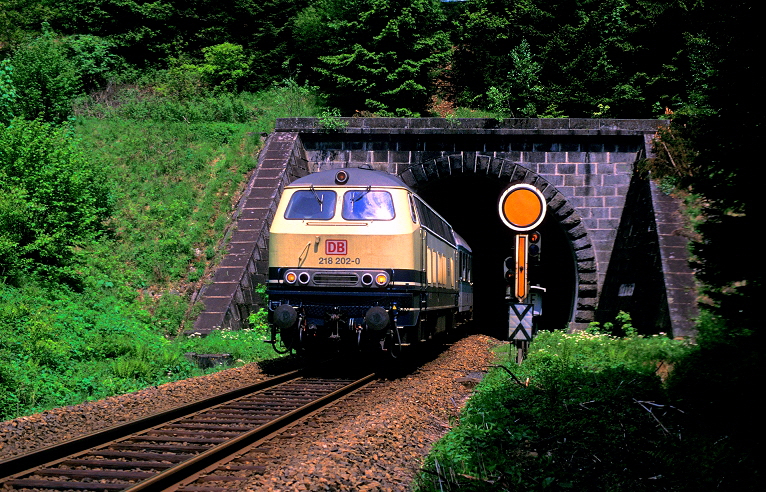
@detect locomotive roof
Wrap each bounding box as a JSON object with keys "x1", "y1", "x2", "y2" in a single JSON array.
[
  {"x1": 454, "y1": 232, "x2": 472, "y2": 253},
  {"x1": 287, "y1": 167, "x2": 413, "y2": 190}
]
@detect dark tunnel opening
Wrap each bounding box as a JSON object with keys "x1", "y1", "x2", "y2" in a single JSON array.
[{"x1": 416, "y1": 174, "x2": 576, "y2": 340}]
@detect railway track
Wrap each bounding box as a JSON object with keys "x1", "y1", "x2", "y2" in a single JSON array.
[{"x1": 0, "y1": 369, "x2": 377, "y2": 491}]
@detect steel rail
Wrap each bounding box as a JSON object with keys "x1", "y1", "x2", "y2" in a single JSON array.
[
  {"x1": 128, "y1": 373, "x2": 377, "y2": 491},
  {"x1": 0, "y1": 371, "x2": 378, "y2": 492},
  {"x1": 0, "y1": 369, "x2": 301, "y2": 481}
]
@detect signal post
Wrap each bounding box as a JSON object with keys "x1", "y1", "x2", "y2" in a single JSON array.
[{"x1": 498, "y1": 184, "x2": 547, "y2": 363}]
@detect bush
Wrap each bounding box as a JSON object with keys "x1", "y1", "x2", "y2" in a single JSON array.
[
  {"x1": 0, "y1": 118, "x2": 112, "y2": 282},
  {"x1": 0, "y1": 279, "x2": 278, "y2": 421},
  {"x1": 418, "y1": 331, "x2": 696, "y2": 491},
  {"x1": 9, "y1": 24, "x2": 82, "y2": 123},
  {"x1": 197, "y1": 43, "x2": 251, "y2": 92},
  {"x1": 0, "y1": 76, "x2": 316, "y2": 422},
  {"x1": 63, "y1": 34, "x2": 123, "y2": 93}
]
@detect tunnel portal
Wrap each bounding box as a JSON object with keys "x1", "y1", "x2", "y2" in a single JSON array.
[{"x1": 190, "y1": 118, "x2": 698, "y2": 341}]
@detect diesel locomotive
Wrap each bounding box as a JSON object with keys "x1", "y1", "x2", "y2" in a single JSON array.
[{"x1": 266, "y1": 166, "x2": 473, "y2": 356}]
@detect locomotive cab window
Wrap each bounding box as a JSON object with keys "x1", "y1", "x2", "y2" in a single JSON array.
[
  {"x1": 408, "y1": 194, "x2": 418, "y2": 223},
  {"x1": 342, "y1": 190, "x2": 395, "y2": 220},
  {"x1": 284, "y1": 189, "x2": 337, "y2": 220}
]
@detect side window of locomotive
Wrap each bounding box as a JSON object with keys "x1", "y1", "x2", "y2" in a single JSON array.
[
  {"x1": 342, "y1": 190, "x2": 395, "y2": 220},
  {"x1": 415, "y1": 197, "x2": 455, "y2": 243},
  {"x1": 415, "y1": 199, "x2": 432, "y2": 230},
  {"x1": 408, "y1": 194, "x2": 418, "y2": 223},
  {"x1": 284, "y1": 190, "x2": 337, "y2": 220}
]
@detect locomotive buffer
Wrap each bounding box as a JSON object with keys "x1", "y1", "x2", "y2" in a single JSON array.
[{"x1": 498, "y1": 184, "x2": 547, "y2": 363}]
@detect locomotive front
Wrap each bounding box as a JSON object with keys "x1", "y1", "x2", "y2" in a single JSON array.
[{"x1": 266, "y1": 168, "x2": 424, "y2": 354}]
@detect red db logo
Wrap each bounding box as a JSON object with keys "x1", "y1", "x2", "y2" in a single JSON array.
[{"x1": 325, "y1": 240, "x2": 347, "y2": 255}]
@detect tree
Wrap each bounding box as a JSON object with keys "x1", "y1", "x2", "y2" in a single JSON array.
[
  {"x1": 450, "y1": 0, "x2": 690, "y2": 117},
  {"x1": 62, "y1": 34, "x2": 122, "y2": 93},
  {"x1": 485, "y1": 39, "x2": 545, "y2": 117},
  {"x1": 449, "y1": 0, "x2": 545, "y2": 110},
  {"x1": 293, "y1": 0, "x2": 450, "y2": 115},
  {"x1": 50, "y1": 0, "x2": 307, "y2": 89},
  {"x1": 10, "y1": 24, "x2": 81, "y2": 123},
  {"x1": 197, "y1": 43, "x2": 250, "y2": 92},
  {"x1": 646, "y1": 0, "x2": 761, "y2": 338},
  {"x1": 0, "y1": 0, "x2": 59, "y2": 51},
  {"x1": 50, "y1": 0, "x2": 175, "y2": 66}
]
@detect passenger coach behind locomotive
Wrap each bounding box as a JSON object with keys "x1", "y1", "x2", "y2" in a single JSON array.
[{"x1": 267, "y1": 167, "x2": 473, "y2": 355}]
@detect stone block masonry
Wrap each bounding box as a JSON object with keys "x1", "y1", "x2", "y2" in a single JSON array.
[
  {"x1": 189, "y1": 132, "x2": 308, "y2": 335},
  {"x1": 190, "y1": 118, "x2": 697, "y2": 339}
]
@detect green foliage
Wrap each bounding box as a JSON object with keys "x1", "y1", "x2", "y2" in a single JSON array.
[
  {"x1": 449, "y1": 107, "x2": 503, "y2": 119},
  {"x1": 50, "y1": 0, "x2": 308, "y2": 89},
  {"x1": 74, "y1": 118, "x2": 254, "y2": 286},
  {"x1": 485, "y1": 39, "x2": 544, "y2": 117},
  {"x1": 249, "y1": 79, "x2": 325, "y2": 131},
  {"x1": 160, "y1": 43, "x2": 252, "y2": 95},
  {"x1": 152, "y1": 291, "x2": 189, "y2": 337},
  {"x1": 9, "y1": 23, "x2": 82, "y2": 123},
  {"x1": 0, "y1": 77, "x2": 323, "y2": 421},
  {"x1": 587, "y1": 310, "x2": 638, "y2": 338},
  {"x1": 197, "y1": 43, "x2": 250, "y2": 92},
  {"x1": 293, "y1": 0, "x2": 450, "y2": 115},
  {"x1": 52, "y1": 0, "x2": 176, "y2": 66},
  {"x1": 0, "y1": 118, "x2": 112, "y2": 282},
  {"x1": 75, "y1": 78, "x2": 322, "y2": 131},
  {"x1": 664, "y1": 328, "x2": 762, "y2": 482},
  {"x1": 62, "y1": 34, "x2": 123, "y2": 93},
  {"x1": 0, "y1": 0, "x2": 58, "y2": 49},
  {"x1": 0, "y1": 60, "x2": 18, "y2": 125},
  {"x1": 317, "y1": 107, "x2": 347, "y2": 130},
  {"x1": 181, "y1": 326, "x2": 273, "y2": 362},
  {"x1": 643, "y1": 0, "x2": 760, "y2": 341},
  {"x1": 0, "y1": 281, "x2": 189, "y2": 420},
  {"x1": 0, "y1": 276, "x2": 280, "y2": 421},
  {"x1": 417, "y1": 331, "x2": 754, "y2": 491},
  {"x1": 449, "y1": 0, "x2": 691, "y2": 117},
  {"x1": 153, "y1": 56, "x2": 205, "y2": 100}
]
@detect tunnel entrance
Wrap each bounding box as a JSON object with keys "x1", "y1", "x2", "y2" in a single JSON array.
[
  {"x1": 194, "y1": 118, "x2": 697, "y2": 339},
  {"x1": 416, "y1": 173, "x2": 577, "y2": 340}
]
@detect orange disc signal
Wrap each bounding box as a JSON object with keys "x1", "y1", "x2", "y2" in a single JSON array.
[{"x1": 498, "y1": 184, "x2": 547, "y2": 232}]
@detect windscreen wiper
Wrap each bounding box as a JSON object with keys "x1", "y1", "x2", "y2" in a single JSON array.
[
  {"x1": 353, "y1": 185, "x2": 372, "y2": 202},
  {"x1": 310, "y1": 185, "x2": 324, "y2": 210}
]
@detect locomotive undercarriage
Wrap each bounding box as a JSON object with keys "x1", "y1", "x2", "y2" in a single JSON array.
[{"x1": 267, "y1": 291, "x2": 450, "y2": 357}]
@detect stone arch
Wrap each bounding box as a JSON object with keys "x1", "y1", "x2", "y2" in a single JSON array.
[{"x1": 398, "y1": 154, "x2": 596, "y2": 327}]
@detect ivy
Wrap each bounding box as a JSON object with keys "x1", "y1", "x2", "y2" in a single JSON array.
[{"x1": 0, "y1": 60, "x2": 18, "y2": 125}]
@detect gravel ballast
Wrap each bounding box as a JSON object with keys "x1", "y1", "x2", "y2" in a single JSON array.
[
  {"x1": 0, "y1": 334, "x2": 502, "y2": 491},
  {"x1": 238, "y1": 334, "x2": 501, "y2": 491},
  {"x1": 0, "y1": 361, "x2": 294, "y2": 458}
]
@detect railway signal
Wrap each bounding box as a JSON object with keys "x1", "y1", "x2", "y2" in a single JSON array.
[
  {"x1": 498, "y1": 183, "x2": 547, "y2": 363},
  {"x1": 529, "y1": 230, "x2": 541, "y2": 264},
  {"x1": 498, "y1": 183, "x2": 547, "y2": 232}
]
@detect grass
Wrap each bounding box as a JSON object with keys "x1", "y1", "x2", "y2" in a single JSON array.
[
  {"x1": 416, "y1": 327, "x2": 758, "y2": 491},
  {"x1": 0, "y1": 81, "x2": 325, "y2": 422}
]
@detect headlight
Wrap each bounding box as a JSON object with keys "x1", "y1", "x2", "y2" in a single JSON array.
[
  {"x1": 375, "y1": 272, "x2": 390, "y2": 287},
  {"x1": 335, "y1": 169, "x2": 349, "y2": 184},
  {"x1": 285, "y1": 271, "x2": 297, "y2": 284}
]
